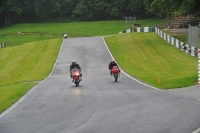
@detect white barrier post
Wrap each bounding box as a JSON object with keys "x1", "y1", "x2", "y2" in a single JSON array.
[{"x1": 198, "y1": 49, "x2": 200, "y2": 84}]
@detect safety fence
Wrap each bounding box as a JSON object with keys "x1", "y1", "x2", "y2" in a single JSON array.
[
  {"x1": 188, "y1": 25, "x2": 200, "y2": 48},
  {"x1": 155, "y1": 27, "x2": 198, "y2": 57},
  {"x1": 119, "y1": 27, "x2": 155, "y2": 34},
  {"x1": 0, "y1": 43, "x2": 6, "y2": 48},
  {"x1": 135, "y1": 27, "x2": 155, "y2": 32}
]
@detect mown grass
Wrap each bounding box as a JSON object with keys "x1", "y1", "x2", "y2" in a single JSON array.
[
  {"x1": 0, "y1": 38, "x2": 62, "y2": 113},
  {"x1": 0, "y1": 18, "x2": 160, "y2": 39},
  {"x1": 0, "y1": 38, "x2": 62, "y2": 85},
  {"x1": 0, "y1": 19, "x2": 160, "y2": 48},
  {"x1": 105, "y1": 33, "x2": 198, "y2": 89},
  {"x1": 0, "y1": 34, "x2": 60, "y2": 47}
]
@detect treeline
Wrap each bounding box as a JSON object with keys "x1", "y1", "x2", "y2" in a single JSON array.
[{"x1": 0, "y1": 0, "x2": 199, "y2": 27}]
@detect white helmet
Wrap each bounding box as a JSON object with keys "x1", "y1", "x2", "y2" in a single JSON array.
[{"x1": 72, "y1": 60, "x2": 76, "y2": 64}]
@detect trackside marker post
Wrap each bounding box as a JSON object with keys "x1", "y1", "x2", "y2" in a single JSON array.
[{"x1": 158, "y1": 76, "x2": 161, "y2": 84}]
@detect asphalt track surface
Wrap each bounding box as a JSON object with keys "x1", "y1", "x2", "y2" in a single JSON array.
[{"x1": 0, "y1": 37, "x2": 200, "y2": 133}]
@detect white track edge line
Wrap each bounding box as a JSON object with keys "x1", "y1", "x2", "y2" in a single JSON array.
[{"x1": 192, "y1": 128, "x2": 200, "y2": 133}]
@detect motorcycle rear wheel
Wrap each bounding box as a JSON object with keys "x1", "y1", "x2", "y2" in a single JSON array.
[
  {"x1": 75, "y1": 82, "x2": 79, "y2": 86},
  {"x1": 114, "y1": 73, "x2": 118, "y2": 82}
]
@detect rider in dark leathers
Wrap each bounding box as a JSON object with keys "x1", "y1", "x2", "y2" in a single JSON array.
[
  {"x1": 70, "y1": 60, "x2": 82, "y2": 80},
  {"x1": 70, "y1": 60, "x2": 81, "y2": 71},
  {"x1": 108, "y1": 59, "x2": 119, "y2": 75}
]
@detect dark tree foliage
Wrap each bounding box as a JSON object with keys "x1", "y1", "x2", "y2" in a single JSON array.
[
  {"x1": 143, "y1": 0, "x2": 200, "y2": 18},
  {"x1": 0, "y1": 0, "x2": 199, "y2": 26},
  {"x1": 0, "y1": 0, "x2": 22, "y2": 26}
]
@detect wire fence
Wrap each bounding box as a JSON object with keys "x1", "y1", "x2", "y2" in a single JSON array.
[{"x1": 188, "y1": 25, "x2": 200, "y2": 48}]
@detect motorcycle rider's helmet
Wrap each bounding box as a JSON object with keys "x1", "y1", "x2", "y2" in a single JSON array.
[
  {"x1": 72, "y1": 60, "x2": 76, "y2": 64},
  {"x1": 111, "y1": 59, "x2": 115, "y2": 63}
]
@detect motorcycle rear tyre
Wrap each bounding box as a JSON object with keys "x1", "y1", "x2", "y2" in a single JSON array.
[
  {"x1": 74, "y1": 81, "x2": 79, "y2": 86},
  {"x1": 75, "y1": 82, "x2": 79, "y2": 86},
  {"x1": 114, "y1": 73, "x2": 118, "y2": 82}
]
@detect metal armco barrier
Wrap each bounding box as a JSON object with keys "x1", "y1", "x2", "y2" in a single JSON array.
[
  {"x1": 119, "y1": 27, "x2": 155, "y2": 33},
  {"x1": 136, "y1": 27, "x2": 155, "y2": 32},
  {"x1": 155, "y1": 27, "x2": 198, "y2": 57}
]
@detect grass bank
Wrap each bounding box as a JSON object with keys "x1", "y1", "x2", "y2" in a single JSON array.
[
  {"x1": 0, "y1": 34, "x2": 60, "y2": 47},
  {"x1": 0, "y1": 19, "x2": 160, "y2": 39},
  {"x1": 0, "y1": 38, "x2": 62, "y2": 113},
  {"x1": 0, "y1": 19, "x2": 161, "y2": 48},
  {"x1": 105, "y1": 33, "x2": 198, "y2": 89}
]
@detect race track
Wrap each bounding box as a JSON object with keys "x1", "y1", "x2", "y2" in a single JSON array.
[{"x1": 0, "y1": 37, "x2": 200, "y2": 133}]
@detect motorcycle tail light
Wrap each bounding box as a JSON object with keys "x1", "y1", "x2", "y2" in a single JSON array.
[{"x1": 75, "y1": 73, "x2": 80, "y2": 76}]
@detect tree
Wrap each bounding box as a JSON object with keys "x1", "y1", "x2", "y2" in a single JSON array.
[
  {"x1": 143, "y1": 0, "x2": 199, "y2": 18},
  {"x1": 18, "y1": 0, "x2": 37, "y2": 22},
  {"x1": 126, "y1": 0, "x2": 147, "y2": 18},
  {"x1": 34, "y1": 0, "x2": 55, "y2": 20},
  {"x1": 0, "y1": 0, "x2": 22, "y2": 25},
  {"x1": 51, "y1": 0, "x2": 77, "y2": 18},
  {"x1": 72, "y1": 0, "x2": 94, "y2": 20},
  {"x1": 143, "y1": 0, "x2": 174, "y2": 18}
]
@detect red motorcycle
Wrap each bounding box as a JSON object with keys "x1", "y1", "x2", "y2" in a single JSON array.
[
  {"x1": 111, "y1": 66, "x2": 120, "y2": 82},
  {"x1": 71, "y1": 68, "x2": 81, "y2": 86}
]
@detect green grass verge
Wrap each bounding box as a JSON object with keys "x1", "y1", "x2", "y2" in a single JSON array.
[
  {"x1": 0, "y1": 34, "x2": 60, "y2": 47},
  {"x1": 0, "y1": 38, "x2": 62, "y2": 85},
  {"x1": 105, "y1": 33, "x2": 198, "y2": 89},
  {"x1": 0, "y1": 19, "x2": 160, "y2": 38},
  {"x1": 0, "y1": 38, "x2": 62, "y2": 114},
  {"x1": 0, "y1": 82, "x2": 37, "y2": 113},
  {"x1": 0, "y1": 19, "x2": 161, "y2": 48}
]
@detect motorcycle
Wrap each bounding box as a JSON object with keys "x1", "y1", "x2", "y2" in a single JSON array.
[
  {"x1": 63, "y1": 33, "x2": 67, "y2": 39},
  {"x1": 71, "y1": 68, "x2": 81, "y2": 86},
  {"x1": 111, "y1": 66, "x2": 120, "y2": 82}
]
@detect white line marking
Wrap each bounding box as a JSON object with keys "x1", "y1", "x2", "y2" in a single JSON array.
[{"x1": 192, "y1": 128, "x2": 200, "y2": 133}]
